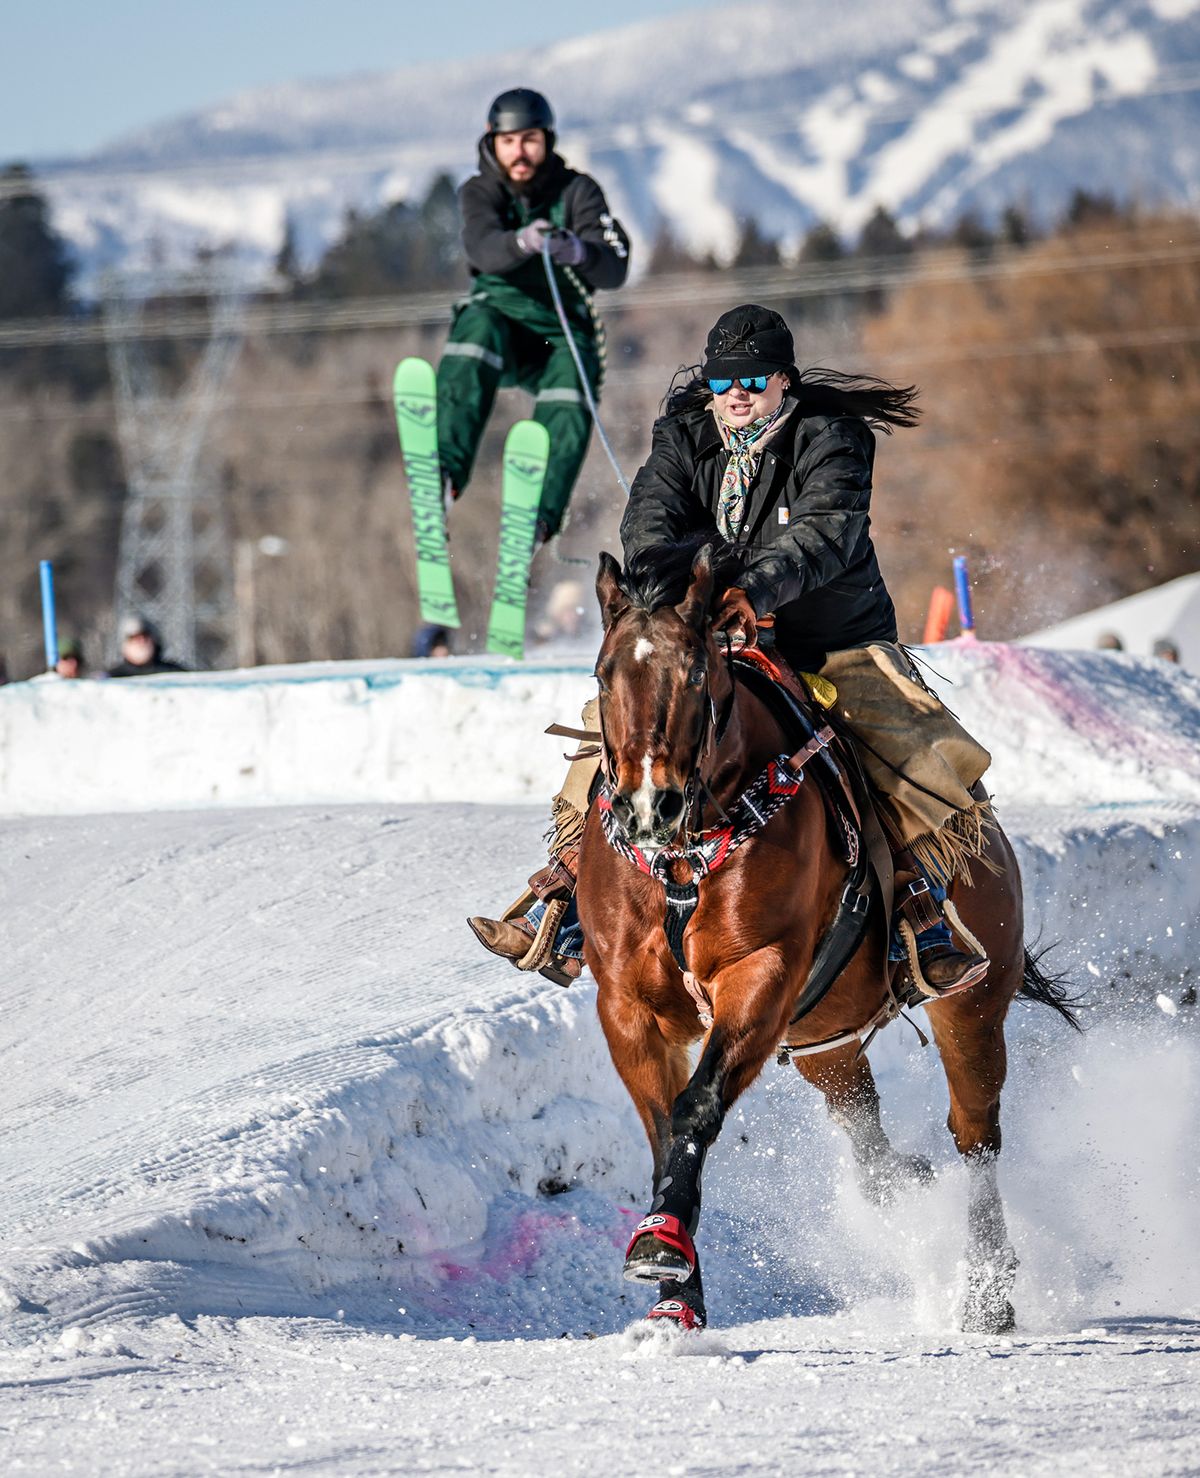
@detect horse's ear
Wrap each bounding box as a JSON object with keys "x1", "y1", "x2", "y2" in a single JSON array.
[
  {"x1": 596, "y1": 551, "x2": 630, "y2": 630},
  {"x1": 676, "y1": 543, "x2": 715, "y2": 631}
]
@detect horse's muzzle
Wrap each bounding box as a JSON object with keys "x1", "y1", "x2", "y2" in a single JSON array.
[{"x1": 611, "y1": 784, "x2": 687, "y2": 850}]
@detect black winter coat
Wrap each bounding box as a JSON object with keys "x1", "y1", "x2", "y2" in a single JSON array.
[
  {"x1": 620, "y1": 400, "x2": 898, "y2": 671},
  {"x1": 459, "y1": 145, "x2": 630, "y2": 293}
]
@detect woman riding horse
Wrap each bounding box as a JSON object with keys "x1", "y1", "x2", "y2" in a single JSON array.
[
  {"x1": 468, "y1": 304, "x2": 1077, "y2": 1333},
  {"x1": 470, "y1": 303, "x2": 992, "y2": 993}
]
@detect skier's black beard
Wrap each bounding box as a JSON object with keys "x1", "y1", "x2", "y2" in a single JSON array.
[{"x1": 505, "y1": 161, "x2": 541, "y2": 197}]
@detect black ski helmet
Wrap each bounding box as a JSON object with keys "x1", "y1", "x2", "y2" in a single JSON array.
[{"x1": 487, "y1": 88, "x2": 555, "y2": 145}]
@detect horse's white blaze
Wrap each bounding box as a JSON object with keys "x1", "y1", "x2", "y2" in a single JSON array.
[
  {"x1": 634, "y1": 638, "x2": 655, "y2": 663},
  {"x1": 631, "y1": 750, "x2": 656, "y2": 830}
]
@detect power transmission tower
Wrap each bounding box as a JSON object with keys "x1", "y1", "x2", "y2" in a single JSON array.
[{"x1": 103, "y1": 261, "x2": 245, "y2": 668}]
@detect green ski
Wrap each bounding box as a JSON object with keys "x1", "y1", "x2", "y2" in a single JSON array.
[
  {"x1": 486, "y1": 420, "x2": 549, "y2": 659},
  {"x1": 393, "y1": 357, "x2": 460, "y2": 629}
]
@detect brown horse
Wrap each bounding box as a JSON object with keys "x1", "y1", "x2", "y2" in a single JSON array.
[{"x1": 575, "y1": 542, "x2": 1077, "y2": 1334}]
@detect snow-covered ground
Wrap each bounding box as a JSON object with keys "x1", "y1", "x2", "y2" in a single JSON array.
[{"x1": 0, "y1": 646, "x2": 1197, "y2": 1473}]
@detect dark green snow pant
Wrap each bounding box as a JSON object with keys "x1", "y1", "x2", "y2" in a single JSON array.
[{"x1": 437, "y1": 301, "x2": 598, "y2": 537}]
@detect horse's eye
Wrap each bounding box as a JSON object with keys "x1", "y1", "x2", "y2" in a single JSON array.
[
  {"x1": 688, "y1": 664, "x2": 706, "y2": 688},
  {"x1": 594, "y1": 671, "x2": 609, "y2": 694}
]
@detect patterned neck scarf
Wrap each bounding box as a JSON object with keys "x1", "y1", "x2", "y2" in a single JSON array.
[{"x1": 714, "y1": 402, "x2": 788, "y2": 540}]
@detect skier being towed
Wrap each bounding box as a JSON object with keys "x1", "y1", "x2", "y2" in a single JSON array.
[{"x1": 438, "y1": 88, "x2": 631, "y2": 544}]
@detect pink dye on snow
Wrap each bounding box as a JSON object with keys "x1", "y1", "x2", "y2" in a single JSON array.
[
  {"x1": 963, "y1": 644, "x2": 1200, "y2": 784},
  {"x1": 437, "y1": 1208, "x2": 623, "y2": 1286}
]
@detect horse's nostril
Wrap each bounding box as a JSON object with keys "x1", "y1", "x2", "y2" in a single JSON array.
[{"x1": 655, "y1": 788, "x2": 685, "y2": 827}]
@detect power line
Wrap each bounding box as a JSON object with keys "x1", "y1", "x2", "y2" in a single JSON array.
[
  {"x1": 3, "y1": 323, "x2": 1197, "y2": 430},
  {"x1": 3, "y1": 235, "x2": 1200, "y2": 350}
]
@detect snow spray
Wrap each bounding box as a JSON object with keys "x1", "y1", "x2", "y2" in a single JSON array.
[
  {"x1": 39, "y1": 559, "x2": 58, "y2": 670},
  {"x1": 953, "y1": 555, "x2": 976, "y2": 641}
]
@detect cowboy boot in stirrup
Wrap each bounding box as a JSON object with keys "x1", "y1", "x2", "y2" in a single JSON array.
[
  {"x1": 469, "y1": 698, "x2": 600, "y2": 987},
  {"x1": 894, "y1": 851, "x2": 989, "y2": 995},
  {"x1": 467, "y1": 855, "x2": 583, "y2": 988},
  {"x1": 466, "y1": 913, "x2": 582, "y2": 988}
]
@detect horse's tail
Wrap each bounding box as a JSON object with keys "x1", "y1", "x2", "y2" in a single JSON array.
[{"x1": 1020, "y1": 944, "x2": 1083, "y2": 1031}]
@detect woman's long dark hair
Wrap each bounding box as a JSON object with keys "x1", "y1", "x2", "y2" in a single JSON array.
[{"x1": 663, "y1": 361, "x2": 920, "y2": 433}]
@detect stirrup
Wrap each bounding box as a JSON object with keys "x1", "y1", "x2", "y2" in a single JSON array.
[
  {"x1": 467, "y1": 912, "x2": 579, "y2": 988},
  {"x1": 898, "y1": 906, "x2": 990, "y2": 999}
]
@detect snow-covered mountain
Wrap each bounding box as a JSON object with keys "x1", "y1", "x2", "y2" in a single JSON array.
[{"x1": 39, "y1": 0, "x2": 1200, "y2": 286}]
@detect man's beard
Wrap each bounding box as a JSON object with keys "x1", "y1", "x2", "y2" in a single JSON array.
[{"x1": 505, "y1": 159, "x2": 541, "y2": 195}]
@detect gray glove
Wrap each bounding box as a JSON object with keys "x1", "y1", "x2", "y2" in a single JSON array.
[
  {"x1": 548, "y1": 229, "x2": 587, "y2": 268},
  {"x1": 515, "y1": 218, "x2": 553, "y2": 255}
]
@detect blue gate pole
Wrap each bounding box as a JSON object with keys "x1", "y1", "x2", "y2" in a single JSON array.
[
  {"x1": 952, "y1": 554, "x2": 975, "y2": 641},
  {"x1": 39, "y1": 560, "x2": 59, "y2": 670}
]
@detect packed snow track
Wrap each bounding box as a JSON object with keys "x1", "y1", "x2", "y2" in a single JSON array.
[{"x1": 0, "y1": 646, "x2": 1196, "y2": 1474}]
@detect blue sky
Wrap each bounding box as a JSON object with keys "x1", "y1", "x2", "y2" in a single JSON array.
[{"x1": 4, "y1": 0, "x2": 709, "y2": 161}]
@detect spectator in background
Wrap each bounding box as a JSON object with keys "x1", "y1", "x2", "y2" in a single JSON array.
[
  {"x1": 412, "y1": 624, "x2": 452, "y2": 659},
  {"x1": 1152, "y1": 637, "x2": 1181, "y2": 663},
  {"x1": 107, "y1": 615, "x2": 187, "y2": 678},
  {"x1": 55, "y1": 637, "x2": 85, "y2": 679},
  {"x1": 533, "y1": 578, "x2": 586, "y2": 646},
  {"x1": 1095, "y1": 631, "x2": 1124, "y2": 651}
]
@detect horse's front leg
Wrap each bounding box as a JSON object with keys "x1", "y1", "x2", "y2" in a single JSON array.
[
  {"x1": 594, "y1": 966, "x2": 703, "y2": 1315},
  {"x1": 622, "y1": 947, "x2": 792, "y2": 1329}
]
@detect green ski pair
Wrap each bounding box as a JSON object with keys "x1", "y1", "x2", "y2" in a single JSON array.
[{"x1": 392, "y1": 358, "x2": 548, "y2": 658}]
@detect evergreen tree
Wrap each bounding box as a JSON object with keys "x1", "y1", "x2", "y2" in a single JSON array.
[
  {"x1": 419, "y1": 173, "x2": 462, "y2": 281},
  {"x1": 1064, "y1": 188, "x2": 1122, "y2": 230},
  {"x1": 952, "y1": 211, "x2": 994, "y2": 253},
  {"x1": 310, "y1": 202, "x2": 421, "y2": 297},
  {"x1": 309, "y1": 181, "x2": 465, "y2": 298},
  {"x1": 731, "y1": 218, "x2": 781, "y2": 269},
  {"x1": 646, "y1": 223, "x2": 702, "y2": 275},
  {"x1": 856, "y1": 205, "x2": 911, "y2": 257},
  {"x1": 799, "y1": 221, "x2": 845, "y2": 263},
  {"x1": 0, "y1": 165, "x2": 74, "y2": 318},
  {"x1": 1000, "y1": 205, "x2": 1032, "y2": 248},
  {"x1": 275, "y1": 214, "x2": 302, "y2": 291}
]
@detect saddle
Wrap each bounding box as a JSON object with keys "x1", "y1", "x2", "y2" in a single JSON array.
[
  {"x1": 732, "y1": 649, "x2": 989, "y2": 1028},
  {"x1": 731, "y1": 647, "x2": 896, "y2": 934}
]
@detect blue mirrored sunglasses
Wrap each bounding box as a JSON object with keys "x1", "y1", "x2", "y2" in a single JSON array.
[{"x1": 707, "y1": 375, "x2": 772, "y2": 395}]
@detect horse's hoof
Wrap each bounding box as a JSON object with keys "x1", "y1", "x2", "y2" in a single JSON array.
[
  {"x1": 623, "y1": 1232, "x2": 692, "y2": 1285},
  {"x1": 646, "y1": 1296, "x2": 706, "y2": 1331},
  {"x1": 961, "y1": 1249, "x2": 1018, "y2": 1334},
  {"x1": 962, "y1": 1295, "x2": 1016, "y2": 1335},
  {"x1": 858, "y1": 1151, "x2": 935, "y2": 1206},
  {"x1": 898, "y1": 1152, "x2": 935, "y2": 1185},
  {"x1": 623, "y1": 1214, "x2": 696, "y2": 1285}
]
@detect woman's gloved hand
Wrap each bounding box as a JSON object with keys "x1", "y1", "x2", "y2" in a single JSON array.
[{"x1": 713, "y1": 587, "x2": 758, "y2": 652}]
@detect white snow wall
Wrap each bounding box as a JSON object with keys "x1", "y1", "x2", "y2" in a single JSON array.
[{"x1": 2, "y1": 644, "x2": 1199, "y2": 818}]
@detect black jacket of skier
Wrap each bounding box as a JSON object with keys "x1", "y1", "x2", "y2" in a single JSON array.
[{"x1": 459, "y1": 141, "x2": 630, "y2": 295}]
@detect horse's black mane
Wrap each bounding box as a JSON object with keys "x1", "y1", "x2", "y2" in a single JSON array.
[{"x1": 620, "y1": 533, "x2": 747, "y2": 614}]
